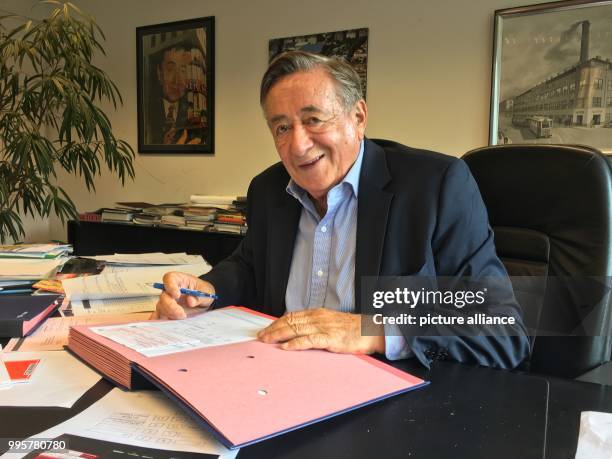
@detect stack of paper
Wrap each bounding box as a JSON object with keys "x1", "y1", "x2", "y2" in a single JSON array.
[
  {"x1": 89, "y1": 252, "x2": 205, "y2": 266},
  {"x1": 0, "y1": 258, "x2": 68, "y2": 280},
  {"x1": 189, "y1": 195, "x2": 237, "y2": 207},
  {"x1": 62, "y1": 263, "x2": 210, "y2": 301},
  {"x1": 0, "y1": 243, "x2": 72, "y2": 259},
  {"x1": 3, "y1": 312, "x2": 152, "y2": 352},
  {"x1": 60, "y1": 262, "x2": 210, "y2": 316},
  {"x1": 68, "y1": 306, "x2": 428, "y2": 449},
  {"x1": 12, "y1": 388, "x2": 237, "y2": 459},
  {"x1": 0, "y1": 351, "x2": 101, "y2": 407}
]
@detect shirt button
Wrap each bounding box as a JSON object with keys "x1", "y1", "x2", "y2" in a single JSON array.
[
  {"x1": 317, "y1": 270, "x2": 324, "y2": 277},
  {"x1": 321, "y1": 226, "x2": 327, "y2": 233}
]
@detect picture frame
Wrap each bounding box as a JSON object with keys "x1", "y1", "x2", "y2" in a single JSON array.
[
  {"x1": 490, "y1": 0, "x2": 612, "y2": 152},
  {"x1": 136, "y1": 17, "x2": 214, "y2": 154},
  {"x1": 269, "y1": 28, "x2": 369, "y2": 99}
]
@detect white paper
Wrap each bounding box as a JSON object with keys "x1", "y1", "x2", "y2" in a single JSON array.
[
  {"x1": 62, "y1": 263, "x2": 211, "y2": 300},
  {"x1": 0, "y1": 351, "x2": 100, "y2": 407},
  {"x1": 0, "y1": 357, "x2": 9, "y2": 386},
  {"x1": 0, "y1": 258, "x2": 68, "y2": 280},
  {"x1": 89, "y1": 252, "x2": 205, "y2": 265},
  {"x1": 92, "y1": 307, "x2": 272, "y2": 357},
  {"x1": 3, "y1": 312, "x2": 152, "y2": 352},
  {"x1": 101, "y1": 262, "x2": 210, "y2": 274},
  {"x1": 1, "y1": 388, "x2": 238, "y2": 458},
  {"x1": 65, "y1": 296, "x2": 159, "y2": 316},
  {"x1": 189, "y1": 194, "x2": 237, "y2": 205},
  {"x1": 575, "y1": 411, "x2": 612, "y2": 459}
]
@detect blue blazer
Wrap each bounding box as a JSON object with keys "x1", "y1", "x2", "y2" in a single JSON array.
[{"x1": 203, "y1": 138, "x2": 530, "y2": 369}]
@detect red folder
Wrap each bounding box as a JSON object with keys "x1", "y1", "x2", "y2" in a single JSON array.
[{"x1": 68, "y1": 306, "x2": 428, "y2": 449}]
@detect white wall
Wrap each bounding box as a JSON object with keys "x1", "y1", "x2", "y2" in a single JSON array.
[{"x1": 14, "y1": 0, "x2": 526, "y2": 241}]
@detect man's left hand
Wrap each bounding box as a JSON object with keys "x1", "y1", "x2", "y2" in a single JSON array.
[{"x1": 257, "y1": 308, "x2": 385, "y2": 354}]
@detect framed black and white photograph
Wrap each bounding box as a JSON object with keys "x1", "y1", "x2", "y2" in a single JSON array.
[
  {"x1": 137, "y1": 17, "x2": 214, "y2": 154},
  {"x1": 490, "y1": 0, "x2": 612, "y2": 152},
  {"x1": 269, "y1": 28, "x2": 369, "y2": 99}
]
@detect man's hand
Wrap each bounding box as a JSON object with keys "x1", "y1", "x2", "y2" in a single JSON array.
[
  {"x1": 257, "y1": 308, "x2": 385, "y2": 354},
  {"x1": 151, "y1": 272, "x2": 216, "y2": 320}
]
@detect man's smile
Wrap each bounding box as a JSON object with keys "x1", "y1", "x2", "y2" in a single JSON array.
[{"x1": 299, "y1": 154, "x2": 325, "y2": 169}]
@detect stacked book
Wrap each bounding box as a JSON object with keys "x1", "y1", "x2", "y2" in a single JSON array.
[
  {"x1": 213, "y1": 209, "x2": 247, "y2": 235},
  {"x1": 78, "y1": 209, "x2": 102, "y2": 222},
  {"x1": 160, "y1": 214, "x2": 187, "y2": 228},
  {"x1": 188, "y1": 195, "x2": 236, "y2": 209},
  {"x1": 182, "y1": 206, "x2": 216, "y2": 230},
  {"x1": 81, "y1": 197, "x2": 248, "y2": 234},
  {"x1": 0, "y1": 243, "x2": 72, "y2": 259},
  {"x1": 101, "y1": 207, "x2": 135, "y2": 223},
  {"x1": 0, "y1": 244, "x2": 70, "y2": 337},
  {"x1": 188, "y1": 195, "x2": 247, "y2": 234},
  {"x1": 0, "y1": 243, "x2": 72, "y2": 283},
  {"x1": 132, "y1": 211, "x2": 162, "y2": 226}
]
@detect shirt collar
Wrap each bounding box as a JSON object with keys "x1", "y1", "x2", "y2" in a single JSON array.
[{"x1": 286, "y1": 139, "x2": 365, "y2": 202}]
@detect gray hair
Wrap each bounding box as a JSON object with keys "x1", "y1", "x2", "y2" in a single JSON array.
[{"x1": 260, "y1": 51, "x2": 363, "y2": 111}]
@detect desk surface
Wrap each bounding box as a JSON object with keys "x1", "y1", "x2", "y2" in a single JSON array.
[{"x1": 1, "y1": 359, "x2": 610, "y2": 459}]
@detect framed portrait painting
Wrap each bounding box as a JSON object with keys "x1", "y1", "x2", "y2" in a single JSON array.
[
  {"x1": 490, "y1": 0, "x2": 612, "y2": 152},
  {"x1": 137, "y1": 17, "x2": 214, "y2": 154}
]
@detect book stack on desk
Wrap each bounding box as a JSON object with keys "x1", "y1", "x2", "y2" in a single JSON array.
[{"x1": 0, "y1": 243, "x2": 72, "y2": 286}]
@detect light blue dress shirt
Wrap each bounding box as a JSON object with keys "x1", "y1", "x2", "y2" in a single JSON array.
[{"x1": 285, "y1": 141, "x2": 411, "y2": 360}]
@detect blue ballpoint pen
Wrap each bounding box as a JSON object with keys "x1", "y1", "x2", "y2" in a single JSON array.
[{"x1": 150, "y1": 282, "x2": 219, "y2": 300}]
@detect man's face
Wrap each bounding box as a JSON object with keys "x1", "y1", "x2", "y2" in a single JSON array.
[
  {"x1": 263, "y1": 68, "x2": 367, "y2": 202},
  {"x1": 157, "y1": 48, "x2": 188, "y2": 102}
]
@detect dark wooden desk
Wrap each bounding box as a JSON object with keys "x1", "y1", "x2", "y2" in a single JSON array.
[
  {"x1": 67, "y1": 220, "x2": 243, "y2": 266},
  {"x1": 2, "y1": 359, "x2": 610, "y2": 458}
]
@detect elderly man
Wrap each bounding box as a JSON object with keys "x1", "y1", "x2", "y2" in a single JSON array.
[{"x1": 154, "y1": 51, "x2": 529, "y2": 369}]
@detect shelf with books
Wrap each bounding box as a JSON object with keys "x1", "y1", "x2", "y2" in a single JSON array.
[{"x1": 67, "y1": 220, "x2": 243, "y2": 266}]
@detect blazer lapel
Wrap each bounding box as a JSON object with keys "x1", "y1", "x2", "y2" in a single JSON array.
[
  {"x1": 267, "y1": 191, "x2": 301, "y2": 316},
  {"x1": 355, "y1": 139, "x2": 393, "y2": 312}
]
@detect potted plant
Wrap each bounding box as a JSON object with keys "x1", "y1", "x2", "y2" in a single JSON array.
[{"x1": 0, "y1": 0, "x2": 135, "y2": 242}]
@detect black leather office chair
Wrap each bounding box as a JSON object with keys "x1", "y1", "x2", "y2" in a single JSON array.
[{"x1": 463, "y1": 144, "x2": 612, "y2": 378}]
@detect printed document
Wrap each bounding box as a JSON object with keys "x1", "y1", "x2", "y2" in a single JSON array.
[
  {"x1": 2, "y1": 388, "x2": 238, "y2": 459},
  {"x1": 64, "y1": 296, "x2": 159, "y2": 316},
  {"x1": 3, "y1": 312, "x2": 152, "y2": 352},
  {"x1": 62, "y1": 263, "x2": 210, "y2": 300},
  {"x1": 0, "y1": 258, "x2": 68, "y2": 280},
  {"x1": 0, "y1": 351, "x2": 100, "y2": 407},
  {"x1": 89, "y1": 252, "x2": 205, "y2": 265},
  {"x1": 91, "y1": 307, "x2": 272, "y2": 357}
]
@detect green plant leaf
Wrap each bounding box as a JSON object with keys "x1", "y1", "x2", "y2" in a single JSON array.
[{"x1": 0, "y1": 0, "x2": 135, "y2": 241}]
